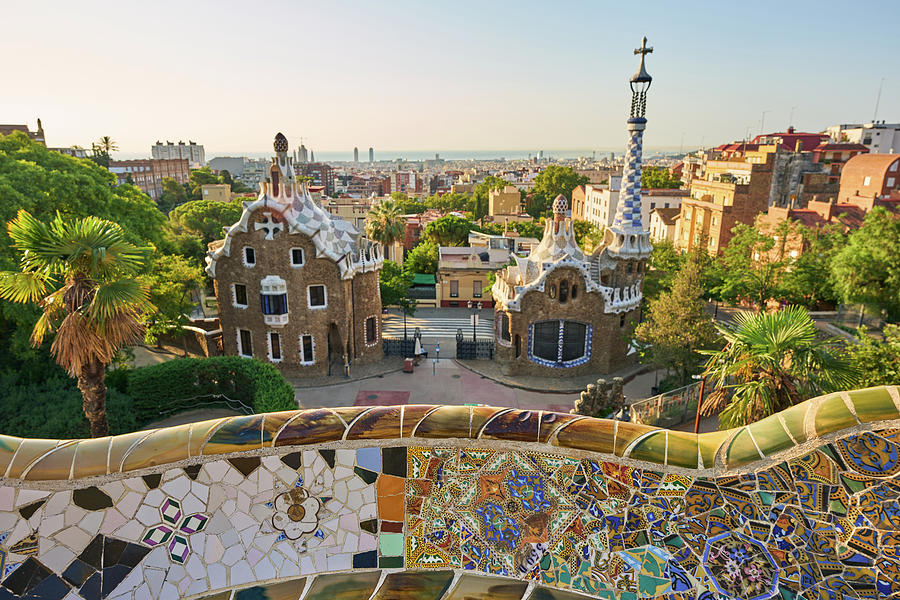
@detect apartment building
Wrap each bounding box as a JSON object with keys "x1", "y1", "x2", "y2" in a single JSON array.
[
  {"x1": 108, "y1": 158, "x2": 190, "y2": 201},
  {"x1": 675, "y1": 146, "x2": 776, "y2": 255}
]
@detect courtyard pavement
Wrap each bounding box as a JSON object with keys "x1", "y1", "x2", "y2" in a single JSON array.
[{"x1": 293, "y1": 359, "x2": 664, "y2": 413}]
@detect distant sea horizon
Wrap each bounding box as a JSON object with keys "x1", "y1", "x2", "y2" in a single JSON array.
[{"x1": 115, "y1": 146, "x2": 690, "y2": 162}]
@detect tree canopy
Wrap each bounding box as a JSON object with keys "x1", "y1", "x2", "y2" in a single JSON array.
[
  {"x1": 528, "y1": 166, "x2": 589, "y2": 218},
  {"x1": 634, "y1": 250, "x2": 719, "y2": 388},
  {"x1": 405, "y1": 240, "x2": 439, "y2": 274},
  {"x1": 423, "y1": 215, "x2": 474, "y2": 246},
  {"x1": 830, "y1": 207, "x2": 900, "y2": 321},
  {"x1": 641, "y1": 166, "x2": 682, "y2": 189}
]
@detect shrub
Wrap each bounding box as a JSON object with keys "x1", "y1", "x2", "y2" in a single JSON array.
[
  {"x1": 0, "y1": 374, "x2": 137, "y2": 439},
  {"x1": 126, "y1": 356, "x2": 296, "y2": 422}
]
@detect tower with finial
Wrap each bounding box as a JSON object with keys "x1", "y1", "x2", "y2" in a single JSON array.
[
  {"x1": 489, "y1": 39, "x2": 655, "y2": 377},
  {"x1": 603, "y1": 36, "x2": 654, "y2": 259}
]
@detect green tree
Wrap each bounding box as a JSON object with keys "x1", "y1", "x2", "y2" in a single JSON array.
[
  {"x1": 780, "y1": 223, "x2": 844, "y2": 308},
  {"x1": 164, "y1": 198, "x2": 244, "y2": 261},
  {"x1": 572, "y1": 220, "x2": 602, "y2": 252},
  {"x1": 0, "y1": 211, "x2": 151, "y2": 437},
  {"x1": 714, "y1": 223, "x2": 788, "y2": 309},
  {"x1": 643, "y1": 239, "x2": 686, "y2": 301},
  {"x1": 830, "y1": 207, "x2": 900, "y2": 321},
  {"x1": 158, "y1": 177, "x2": 188, "y2": 213},
  {"x1": 846, "y1": 325, "x2": 900, "y2": 387},
  {"x1": 641, "y1": 166, "x2": 682, "y2": 189},
  {"x1": 529, "y1": 166, "x2": 589, "y2": 218},
  {"x1": 423, "y1": 214, "x2": 474, "y2": 246},
  {"x1": 405, "y1": 240, "x2": 439, "y2": 274},
  {"x1": 391, "y1": 193, "x2": 426, "y2": 214},
  {"x1": 0, "y1": 133, "x2": 166, "y2": 255},
  {"x1": 188, "y1": 166, "x2": 222, "y2": 199},
  {"x1": 139, "y1": 255, "x2": 205, "y2": 345},
  {"x1": 634, "y1": 251, "x2": 720, "y2": 387},
  {"x1": 379, "y1": 260, "x2": 413, "y2": 307},
  {"x1": 365, "y1": 199, "x2": 405, "y2": 261},
  {"x1": 700, "y1": 306, "x2": 859, "y2": 428},
  {"x1": 425, "y1": 192, "x2": 471, "y2": 213}
]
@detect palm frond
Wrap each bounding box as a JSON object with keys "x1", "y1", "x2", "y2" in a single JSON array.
[
  {"x1": 0, "y1": 270, "x2": 53, "y2": 303},
  {"x1": 85, "y1": 278, "x2": 152, "y2": 325},
  {"x1": 8, "y1": 210, "x2": 147, "y2": 277}
]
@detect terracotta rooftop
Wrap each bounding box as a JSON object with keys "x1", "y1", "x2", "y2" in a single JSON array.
[{"x1": 652, "y1": 207, "x2": 681, "y2": 225}]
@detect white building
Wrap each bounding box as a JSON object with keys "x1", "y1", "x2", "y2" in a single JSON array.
[
  {"x1": 152, "y1": 140, "x2": 205, "y2": 167},
  {"x1": 826, "y1": 122, "x2": 900, "y2": 155},
  {"x1": 648, "y1": 207, "x2": 681, "y2": 243},
  {"x1": 582, "y1": 176, "x2": 686, "y2": 231}
]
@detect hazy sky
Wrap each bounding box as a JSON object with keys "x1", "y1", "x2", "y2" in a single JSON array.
[{"x1": 3, "y1": 0, "x2": 897, "y2": 155}]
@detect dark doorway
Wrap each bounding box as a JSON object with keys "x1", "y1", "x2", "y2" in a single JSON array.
[
  {"x1": 327, "y1": 323, "x2": 343, "y2": 375},
  {"x1": 514, "y1": 334, "x2": 521, "y2": 358}
]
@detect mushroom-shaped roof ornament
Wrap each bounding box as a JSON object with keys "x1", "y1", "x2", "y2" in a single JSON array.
[
  {"x1": 274, "y1": 132, "x2": 288, "y2": 153},
  {"x1": 552, "y1": 194, "x2": 568, "y2": 215}
]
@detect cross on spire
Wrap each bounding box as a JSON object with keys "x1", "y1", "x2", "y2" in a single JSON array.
[{"x1": 634, "y1": 36, "x2": 653, "y2": 57}]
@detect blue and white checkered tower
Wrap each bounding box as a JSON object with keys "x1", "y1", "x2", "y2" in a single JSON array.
[{"x1": 605, "y1": 36, "x2": 654, "y2": 259}]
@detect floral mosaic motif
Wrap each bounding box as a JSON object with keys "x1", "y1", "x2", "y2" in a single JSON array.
[
  {"x1": 140, "y1": 497, "x2": 209, "y2": 563},
  {"x1": 702, "y1": 532, "x2": 779, "y2": 600},
  {"x1": 271, "y1": 487, "x2": 320, "y2": 540},
  {"x1": 406, "y1": 432, "x2": 900, "y2": 599}
]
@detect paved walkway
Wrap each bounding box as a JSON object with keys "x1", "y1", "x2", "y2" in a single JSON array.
[
  {"x1": 294, "y1": 359, "x2": 580, "y2": 412},
  {"x1": 284, "y1": 357, "x2": 406, "y2": 389},
  {"x1": 455, "y1": 359, "x2": 649, "y2": 394}
]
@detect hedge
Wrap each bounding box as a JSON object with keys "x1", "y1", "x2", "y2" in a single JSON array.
[
  {"x1": 125, "y1": 356, "x2": 296, "y2": 422},
  {"x1": 0, "y1": 374, "x2": 137, "y2": 439}
]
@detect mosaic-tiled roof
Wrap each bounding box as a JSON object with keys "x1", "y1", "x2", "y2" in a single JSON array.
[{"x1": 205, "y1": 135, "x2": 383, "y2": 280}]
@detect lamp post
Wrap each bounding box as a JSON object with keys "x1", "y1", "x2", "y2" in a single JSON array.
[
  {"x1": 467, "y1": 300, "x2": 482, "y2": 341},
  {"x1": 691, "y1": 374, "x2": 707, "y2": 434}
]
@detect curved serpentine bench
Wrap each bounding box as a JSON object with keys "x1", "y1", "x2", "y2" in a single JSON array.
[{"x1": 0, "y1": 386, "x2": 896, "y2": 599}]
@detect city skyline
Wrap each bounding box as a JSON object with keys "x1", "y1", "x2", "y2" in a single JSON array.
[{"x1": 3, "y1": 0, "x2": 898, "y2": 154}]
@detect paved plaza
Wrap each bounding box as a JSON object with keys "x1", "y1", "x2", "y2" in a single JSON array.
[{"x1": 293, "y1": 358, "x2": 661, "y2": 413}]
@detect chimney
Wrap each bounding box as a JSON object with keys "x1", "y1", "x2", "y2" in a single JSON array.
[{"x1": 787, "y1": 126, "x2": 795, "y2": 134}]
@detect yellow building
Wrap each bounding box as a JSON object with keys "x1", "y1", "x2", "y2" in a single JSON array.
[
  {"x1": 436, "y1": 247, "x2": 509, "y2": 308},
  {"x1": 489, "y1": 185, "x2": 522, "y2": 216},
  {"x1": 201, "y1": 184, "x2": 232, "y2": 203}
]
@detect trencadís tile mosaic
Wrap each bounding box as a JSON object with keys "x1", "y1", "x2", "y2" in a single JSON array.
[{"x1": 0, "y1": 386, "x2": 894, "y2": 599}]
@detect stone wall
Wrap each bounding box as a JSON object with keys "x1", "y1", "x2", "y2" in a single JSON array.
[
  {"x1": 495, "y1": 266, "x2": 639, "y2": 376},
  {"x1": 214, "y1": 214, "x2": 382, "y2": 374},
  {"x1": 0, "y1": 386, "x2": 897, "y2": 599}
]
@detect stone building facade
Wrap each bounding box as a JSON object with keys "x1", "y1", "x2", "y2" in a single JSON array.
[
  {"x1": 491, "y1": 198, "x2": 644, "y2": 375},
  {"x1": 207, "y1": 133, "x2": 384, "y2": 375}
]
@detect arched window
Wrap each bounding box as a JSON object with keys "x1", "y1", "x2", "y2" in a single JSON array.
[
  {"x1": 627, "y1": 262, "x2": 633, "y2": 274},
  {"x1": 497, "y1": 312, "x2": 511, "y2": 344},
  {"x1": 549, "y1": 284, "x2": 557, "y2": 300},
  {"x1": 529, "y1": 320, "x2": 591, "y2": 367},
  {"x1": 571, "y1": 284, "x2": 578, "y2": 300},
  {"x1": 365, "y1": 317, "x2": 377, "y2": 344},
  {"x1": 559, "y1": 280, "x2": 569, "y2": 303},
  {"x1": 270, "y1": 166, "x2": 280, "y2": 193}
]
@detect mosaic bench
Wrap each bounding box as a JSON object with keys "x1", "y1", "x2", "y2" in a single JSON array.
[{"x1": 0, "y1": 386, "x2": 897, "y2": 599}]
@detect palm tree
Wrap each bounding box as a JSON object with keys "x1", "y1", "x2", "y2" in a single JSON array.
[
  {"x1": 95, "y1": 136, "x2": 118, "y2": 155},
  {"x1": 0, "y1": 210, "x2": 150, "y2": 437},
  {"x1": 365, "y1": 199, "x2": 405, "y2": 261},
  {"x1": 699, "y1": 306, "x2": 858, "y2": 429}
]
